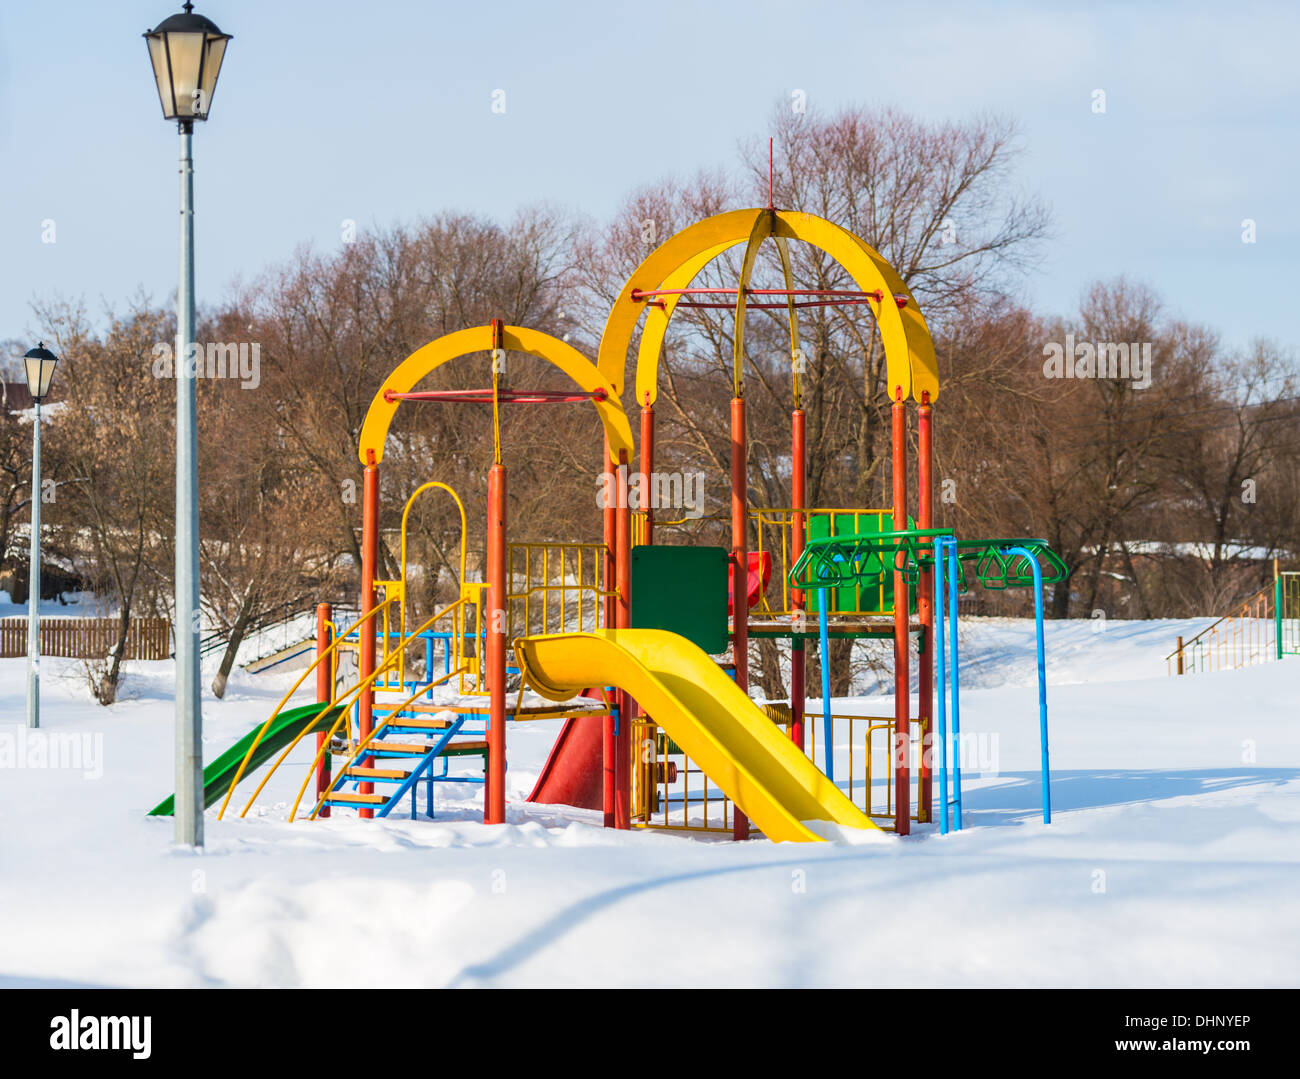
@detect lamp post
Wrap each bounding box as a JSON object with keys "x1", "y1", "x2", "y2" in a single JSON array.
[
  {"x1": 144, "y1": 2, "x2": 231, "y2": 848},
  {"x1": 22, "y1": 344, "x2": 59, "y2": 731}
]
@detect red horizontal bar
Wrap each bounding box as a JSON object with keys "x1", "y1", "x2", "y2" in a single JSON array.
[
  {"x1": 633, "y1": 287, "x2": 885, "y2": 300},
  {"x1": 631, "y1": 287, "x2": 908, "y2": 307},
  {"x1": 668, "y1": 298, "x2": 882, "y2": 310},
  {"x1": 384, "y1": 388, "x2": 607, "y2": 404}
]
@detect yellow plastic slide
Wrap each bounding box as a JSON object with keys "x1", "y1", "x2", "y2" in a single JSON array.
[{"x1": 513, "y1": 629, "x2": 879, "y2": 842}]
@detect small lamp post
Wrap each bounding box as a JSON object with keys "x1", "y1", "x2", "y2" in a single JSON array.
[
  {"x1": 22, "y1": 343, "x2": 59, "y2": 730},
  {"x1": 144, "y1": 2, "x2": 232, "y2": 848}
]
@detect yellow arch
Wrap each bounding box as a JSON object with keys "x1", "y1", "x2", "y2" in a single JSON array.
[
  {"x1": 358, "y1": 324, "x2": 635, "y2": 465},
  {"x1": 600, "y1": 208, "x2": 939, "y2": 406},
  {"x1": 634, "y1": 238, "x2": 743, "y2": 406}
]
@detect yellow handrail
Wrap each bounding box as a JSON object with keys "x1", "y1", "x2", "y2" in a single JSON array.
[
  {"x1": 220, "y1": 595, "x2": 467, "y2": 819},
  {"x1": 215, "y1": 596, "x2": 399, "y2": 819},
  {"x1": 293, "y1": 663, "x2": 469, "y2": 821},
  {"x1": 231, "y1": 595, "x2": 473, "y2": 818},
  {"x1": 389, "y1": 481, "x2": 469, "y2": 685},
  {"x1": 1164, "y1": 582, "x2": 1275, "y2": 675}
]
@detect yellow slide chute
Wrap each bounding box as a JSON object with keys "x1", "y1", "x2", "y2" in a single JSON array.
[{"x1": 514, "y1": 629, "x2": 878, "y2": 843}]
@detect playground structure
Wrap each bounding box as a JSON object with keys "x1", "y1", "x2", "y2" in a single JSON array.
[{"x1": 152, "y1": 191, "x2": 1069, "y2": 842}]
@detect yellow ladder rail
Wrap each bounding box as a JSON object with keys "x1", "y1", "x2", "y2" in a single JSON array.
[
  {"x1": 294, "y1": 661, "x2": 470, "y2": 821},
  {"x1": 219, "y1": 595, "x2": 471, "y2": 819}
]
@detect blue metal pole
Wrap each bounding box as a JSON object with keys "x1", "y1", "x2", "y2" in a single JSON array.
[
  {"x1": 818, "y1": 587, "x2": 833, "y2": 781},
  {"x1": 933, "y1": 537, "x2": 948, "y2": 834},
  {"x1": 1004, "y1": 546, "x2": 1051, "y2": 824},
  {"x1": 947, "y1": 539, "x2": 962, "y2": 830}
]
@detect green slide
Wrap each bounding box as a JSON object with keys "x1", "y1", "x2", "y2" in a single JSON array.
[{"x1": 148, "y1": 701, "x2": 344, "y2": 816}]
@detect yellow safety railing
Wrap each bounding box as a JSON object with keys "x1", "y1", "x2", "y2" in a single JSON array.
[
  {"x1": 632, "y1": 708, "x2": 925, "y2": 835},
  {"x1": 331, "y1": 579, "x2": 486, "y2": 698},
  {"x1": 631, "y1": 717, "x2": 738, "y2": 834},
  {"x1": 507, "y1": 542, "x2": 616, "y2": 638},
  {"x1": 1165, "y1": 584, "x2": 1275, "y2": 675},
  {"x1": 219, "y1": 594, "x2": 475, "y2": 819},
  {"x1": 370, "y1": 578, "x2": 406, "y2": 688},
  {"x1": 806, "y1": 713, "x2": 926, "y2": 825}
]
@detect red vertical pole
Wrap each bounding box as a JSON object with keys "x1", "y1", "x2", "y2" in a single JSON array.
[
  {"x1": 790, "y1": 408, "x2": 807, "y2": 751},
  {"x1": 614, "y1": 452, "x2": 633, "y2": 829},
  {"x1": 731, "y1": 396, "x2": 751, "y2": 841},
  {"x1": 486, "y1": 463, "x2": 507, "y2": 825},
  {"x1": 916, "y1": 395, "x2": 934, "y2": 823},
  {"x1": 358, "y1": 460, "x2": 380, "y2": 820},
  {"x1": 315, "y1": 602, "x2": 333, "y2": 818},
  {"x1": 640, "y1": 401, "x2": 655, "y2": 545},
  {"x1": 601, "y1": 436, "x2": 616, "y2": 828},
  {"x1": 891, "y1": 392, "x2": 911, "y2": 836}
]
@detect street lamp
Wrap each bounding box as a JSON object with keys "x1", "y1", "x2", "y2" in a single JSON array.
[
  {"x1": 22, "y1": 343, "x2": 59, "y2": 731},
  {"x1": 144, "y1": 2, "x2": 232, "y2": 849}
]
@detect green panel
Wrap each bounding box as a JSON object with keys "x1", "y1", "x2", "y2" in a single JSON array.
[
  {"x1": 630, "y1": 544, "x2": 730, "y2": 655},
  {"x1": 808, "y1": 513, "x2": 894, "y2": 614}
]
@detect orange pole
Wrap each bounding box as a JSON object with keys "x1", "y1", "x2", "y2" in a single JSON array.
[
  {"x1": 486, "y1": 463, "x2": 507, "y2": 824},
  {"x1": 614, "y1": 452, "x2": 633, "y2": 829},
  {"x1": 731, "y1": 396, "x2": 750, "y2": 841},
  {"x1": 602, "y1": 436, "x2": 616, "y2": 828},
  {"x1": 315, "y1": 602, "x2": 333, "y2": 818},
  {"x1": 917, "y1": 395, "x2": 933, "y2": 823},
  {"x1": 640, "y1": 401, "x2": 655, "y2": 546},
  {"x1": 790, "y1": 408, "x2": 806, "y2": 752},
  {"x1": 358, "y1": 461, "x2": 380, "y2": 819},
  {"x1": 891, "y1": 392, "x2": 911, "y2": 835}
]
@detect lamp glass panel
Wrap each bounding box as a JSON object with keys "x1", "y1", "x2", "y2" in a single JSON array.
[
  {"x1": 39, "y1": 357, "x2": 56, "y2": 398},
  {"x1": 146, "y1": 35, "x2": 175, "y2": 118},
  {"x1": 197, "y1": 37, "x2": 227, "y2": 114},
  {"x1": 164, "y1": 31, "x2": 207, "y2": 118}
]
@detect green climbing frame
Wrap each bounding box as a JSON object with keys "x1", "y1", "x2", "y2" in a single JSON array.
[{"x1": 788, "y1": 527, "x2": 1068, "y2": 594}]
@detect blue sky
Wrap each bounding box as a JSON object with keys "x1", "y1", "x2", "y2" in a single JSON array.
[{"x1": 1, "y1": 0, "x2": 1296, "y2": 352}]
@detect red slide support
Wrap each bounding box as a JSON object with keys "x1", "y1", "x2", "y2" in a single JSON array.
[{"x1": 524, "y1": 699, "x2": 609, "y2": 811}]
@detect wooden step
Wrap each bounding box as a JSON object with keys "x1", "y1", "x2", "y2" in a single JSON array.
[
  {"x1": 323, "y1": 792, "x2": 388, "y2": 805},
  {"x1": 366, "y1": 741, "x2": 437, "y2": 755},
  {"x1": 361, "y1": 739, "x2": 489, "y2": 757},
  {"x1": 344, "y1": 766, "x2": 410, "y2": 780},
  {"x1": 379, "y1": 717, "x2": 454, "y2": 730}
]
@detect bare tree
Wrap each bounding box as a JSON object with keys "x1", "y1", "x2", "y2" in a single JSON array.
[{"x1": 35, "y1": 299, "x2": 173, "y2": 704}]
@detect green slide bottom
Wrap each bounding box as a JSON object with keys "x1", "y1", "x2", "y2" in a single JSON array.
[{"x1": 148, "y1": 701, "x2": 343, "y2": 816}]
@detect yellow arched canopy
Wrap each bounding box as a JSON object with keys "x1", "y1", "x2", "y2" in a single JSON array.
[
  {"x1": 599, "y1": 208, "x2": 939, "y2": 406},
  {"x1": 358, "y1": 324, "x2": 635, "y2": 465}
]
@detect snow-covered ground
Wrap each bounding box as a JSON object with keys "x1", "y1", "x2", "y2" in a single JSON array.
[{"x1": 0, "y1": 616, "x2": 1296, "y2": 988}]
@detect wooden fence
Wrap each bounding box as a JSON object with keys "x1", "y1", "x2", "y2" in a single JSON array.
[{"x1": 0, "y1": 617, "x2": 172, "y2": 660}]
